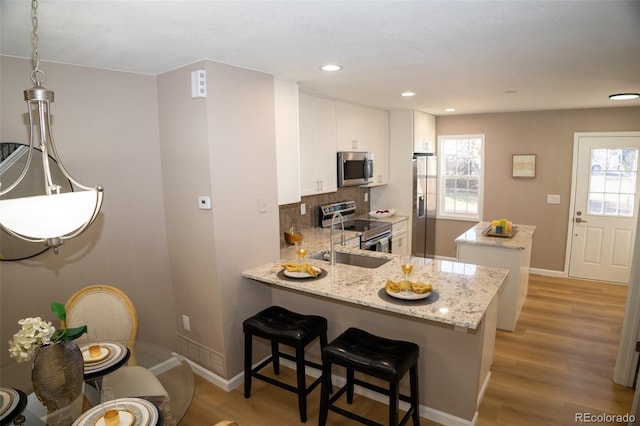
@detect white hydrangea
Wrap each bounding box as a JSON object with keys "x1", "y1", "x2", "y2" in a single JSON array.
[{"x1": 8, "y1": 317, "x2": 56, "y2": 362}]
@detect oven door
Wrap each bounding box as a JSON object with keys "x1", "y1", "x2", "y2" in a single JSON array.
[{"x1": 361, "y1": 234, "x2": 392, "y2": 253}]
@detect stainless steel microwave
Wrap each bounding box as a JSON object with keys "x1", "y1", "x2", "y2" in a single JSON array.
[{"x1": 337, "y1": 151, "x2": 373, "y2": 187}]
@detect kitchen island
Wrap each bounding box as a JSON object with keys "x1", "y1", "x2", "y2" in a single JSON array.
[
  {"x1": 243, "y1": 246, "x2": 508, "y2": 426},
  {"x1": 455, "y1": 222, "x2": 536, "y2": 331}
]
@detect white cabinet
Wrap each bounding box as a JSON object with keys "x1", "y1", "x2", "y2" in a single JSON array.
[
  {"x1": 299, "y1": 94, "x2": 337, "y2": 195},
  {"x1": 391, "y1": 218, "x2": 409, "y2": 255},
  {"x1": 336, "y1": 101, "x2": 367, "y2": 151},
  {"x1": 274, "y1": 78, "x2": 301, "y2": 205},
  {"x1": 366, "y1": 108, "x2": 389, "y2": 186},
  {"x1": 345, "y1": 236, "x2": 361, "y2": 249},
  {"x1": 414, "y1": 110, "x2": 436, "y2": 154}
]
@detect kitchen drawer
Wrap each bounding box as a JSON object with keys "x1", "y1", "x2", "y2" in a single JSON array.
[{"x1": 392, "y1": 219, "x2": 408, "y2": 235}]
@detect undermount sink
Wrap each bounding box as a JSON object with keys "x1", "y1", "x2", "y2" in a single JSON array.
[{"x1": 310, "y1": 251, "x2": 392, "y2": 269}]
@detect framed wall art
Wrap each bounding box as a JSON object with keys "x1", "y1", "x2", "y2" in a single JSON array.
[{"x1": 512, "y1": 154, "x2": 536, "y2": 178}]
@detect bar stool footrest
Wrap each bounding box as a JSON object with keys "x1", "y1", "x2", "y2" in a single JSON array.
[
  {"x1": 327, "y1": 380, "x2": 415, "y2": 426},
  {"x1": 250, "y1": 352, "x2": 323, "y2": 396}
]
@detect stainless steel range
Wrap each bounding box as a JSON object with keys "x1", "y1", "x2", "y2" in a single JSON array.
[{"x1": 319, "y1": 201, "x2": 392, "y2": 252}]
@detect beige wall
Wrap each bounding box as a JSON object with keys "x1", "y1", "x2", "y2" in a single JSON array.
[
  {"x1": 1, "y1": 56, "x2": 281, "y2": 379},
  {"x1": 157, "y1": 60, "x2": 279, "y2": 378},
  {"x1": 435, "y1": 107, "x2": 640, "y2": 272},
  {"x1": 0, "y1": 57, "x2": 177, "y2": 365}
]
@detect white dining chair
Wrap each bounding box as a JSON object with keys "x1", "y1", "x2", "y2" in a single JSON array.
[{"x1": 65, "y1": 285, "x2": 171, "y2": 419}]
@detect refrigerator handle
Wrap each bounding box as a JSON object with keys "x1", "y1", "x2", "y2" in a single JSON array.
[{"x1": 417, "y1": 195, "x2": 425, "y2": 218}]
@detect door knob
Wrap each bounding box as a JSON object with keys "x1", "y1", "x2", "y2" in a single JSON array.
[{"x1": 575, "y1": 217, "x2": 587, "y2": 223}]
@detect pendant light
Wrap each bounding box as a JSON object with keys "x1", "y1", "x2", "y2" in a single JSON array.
[{"x1": 0, "y1": 0, "x2": 104, "y2": 254}]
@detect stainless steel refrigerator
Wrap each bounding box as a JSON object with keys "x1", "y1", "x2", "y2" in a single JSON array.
[{"x1": 412, "y1": 153, "x2": 437, "y2": 258}]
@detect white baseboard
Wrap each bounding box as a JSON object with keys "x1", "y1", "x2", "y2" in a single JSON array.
[
  {"x1": 189, "y1": 356, "x2": 477, "y2": 426},
  {"x1": 529, "y1": 267, "x2": 565, "y2": 277},
  {"x1": 185, "y1": 358, "x2": 244, "y2": 392}
]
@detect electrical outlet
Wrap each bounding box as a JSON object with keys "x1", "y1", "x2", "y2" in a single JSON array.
[
  {"x1": 182, "y1": 315, "x2": 191, "y2": 331},
  {"x1": 364, "y1": 193, "x2": 369, "y2": 202},
  {"x1": 300, "y1": 203, "x2": 306, "y2": 215}
]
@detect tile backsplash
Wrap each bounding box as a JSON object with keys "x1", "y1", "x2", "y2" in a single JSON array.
[{"x1": 279, "y1": 187, "x2": 370, "y2": 244}]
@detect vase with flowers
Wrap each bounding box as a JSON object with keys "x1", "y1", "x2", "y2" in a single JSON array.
[{"x1": 8, "y1": 302, "x2": 87, "y2": 411}]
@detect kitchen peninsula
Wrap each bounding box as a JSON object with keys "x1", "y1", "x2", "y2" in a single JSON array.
[
  {"x1": 455, "y1": 222, "x2": 536, "y2": 331},
  {"x1": 242, "y1": 240, "x2": 508, "y2": 426}
]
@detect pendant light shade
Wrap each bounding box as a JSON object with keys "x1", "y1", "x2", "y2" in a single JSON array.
[
  {"x1": 0, "y1": 191, "x2": 102, "y2": 241},
  {"x1": 0, "y1": 0, "x2": 104, "y2": 254}
]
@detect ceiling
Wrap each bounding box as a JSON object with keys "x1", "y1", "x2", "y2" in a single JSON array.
[{"x1": 1, "y1": 0, "x2": 639, "y2": 116}]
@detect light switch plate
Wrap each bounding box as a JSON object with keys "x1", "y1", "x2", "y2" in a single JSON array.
[
  {"x1": 259, "y1": 197, "x2": 268, "y2": 213},
  {"x1": 546, "y1": 194, "x2": 560, "y2": 204}
]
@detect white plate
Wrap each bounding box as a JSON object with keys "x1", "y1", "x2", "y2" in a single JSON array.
[
  {"x1": 80, "y1": 342, "x2": 128, "y2": 374},
  {"x1": 369, "y1": 209, "x2": 395, "y2": 219},
  {"x1": 0, "y1": 388, "x2": 20, "y2": 420},
  {"x1": 71, "y1": 398, "x2": 158, "y2": 426},
  {"x1": 95, "y1": 410, "x2": 134, "y2": 426},
  {"x1": 386, "y1": 289, "x2": 432, "y2": 300},
  {"x1": 283, "y1": 266, "x2": 321, "y2": 279},
  {"x1": 82, "y1": 346, "x2": 111, "y2": 363}
]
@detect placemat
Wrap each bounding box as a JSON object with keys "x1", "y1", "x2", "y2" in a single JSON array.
[
  {"x1": 377, "y1": 288, "x2": 439, "y2": 306},
  {"x1": 276, "y1": 268, "x2": 328, "y2": 282}
]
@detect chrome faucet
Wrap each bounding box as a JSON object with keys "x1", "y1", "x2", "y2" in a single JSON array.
[{"x1": 330, "y1": 212, "x2": 345, "y2": 265}]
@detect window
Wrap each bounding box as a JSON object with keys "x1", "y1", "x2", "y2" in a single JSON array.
[
  {"x1": 588, "y1": 148, "x2": 638, "y2": 217},
  {"x1": 437, "y1": 134, "x2": 484, "y2": 221}
]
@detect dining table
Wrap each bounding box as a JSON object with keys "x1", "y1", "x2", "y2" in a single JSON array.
[{"x1": 0, "y1": 341, "x2": 195, "y2": 426}]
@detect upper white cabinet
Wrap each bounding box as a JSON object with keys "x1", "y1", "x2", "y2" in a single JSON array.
[
  {"x1": 414, "y1": 110, "x2": 436, "y2": 154},
  {"x1": 299, "y1": 94, "x2": 337, "y2": 195},
  {"x1": 336, "y1": 101, "x2": 367, "y2": 151},
  {"x1": 366, "y1": 108, "x2": 389, "y2": 186},
  {"x1": 274, "y1": 78, "x2": 301, "y2": 205}
]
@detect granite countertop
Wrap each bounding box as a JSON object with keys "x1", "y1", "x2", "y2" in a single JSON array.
[
  {"x1": 455, "y1": 222, "x2": 536, "y2": 250},
  {"x1": 242, "y1": 248, "x2": 508, "y2": 330}
]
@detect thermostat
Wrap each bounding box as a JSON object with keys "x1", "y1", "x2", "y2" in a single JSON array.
[{"x1": 198, "y1": 196, "x2": 211, "y2": 210}]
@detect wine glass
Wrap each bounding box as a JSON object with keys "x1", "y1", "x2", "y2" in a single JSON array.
[
  {"x1": 295, "y1": 241, "x2": 307, "y2": 264},
  {"x1": 101, "y1": 386, "x2": 120, "y2": 425},
  {"x1": 400, "y1": 256, "x2": 413, "y2": 284}
]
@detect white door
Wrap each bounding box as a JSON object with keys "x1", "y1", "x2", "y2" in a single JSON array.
[{"x1": 568, "y1": 132, "x2": 640, "y2": 283}]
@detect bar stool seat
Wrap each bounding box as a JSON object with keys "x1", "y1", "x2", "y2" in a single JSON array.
[
  {"x1": 319, "y1": 327, "x2": 420, "y2": 426},
  {"x1": 243, "y1": 306, "x2": 328, "y2": 423}
]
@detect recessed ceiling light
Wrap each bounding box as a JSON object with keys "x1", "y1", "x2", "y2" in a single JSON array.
[
  {"x1": 401, "y1": 91, "x2": 416, "y2": 97},
  {"x1": 609, "y1": 93, "x2": 640, "y2": 101},
  {"x1": 320, "y1": 64, "x2": 342, "y2": 72},
  {"x1": 445, "y1": 107, "x2": 456, "y2": 112}
]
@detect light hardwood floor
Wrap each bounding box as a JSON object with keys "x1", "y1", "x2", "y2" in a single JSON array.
[{"x1": 179, "y1": 275, "x2": 635, "y2": 425}]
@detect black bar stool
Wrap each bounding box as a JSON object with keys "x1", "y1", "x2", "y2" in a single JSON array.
[
  {"x1": 243, "y1": 306, "x2": 328, "y2": 423},
  {"x1": 319, "y1": 327, "x2": 420, "y2": 426}
]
